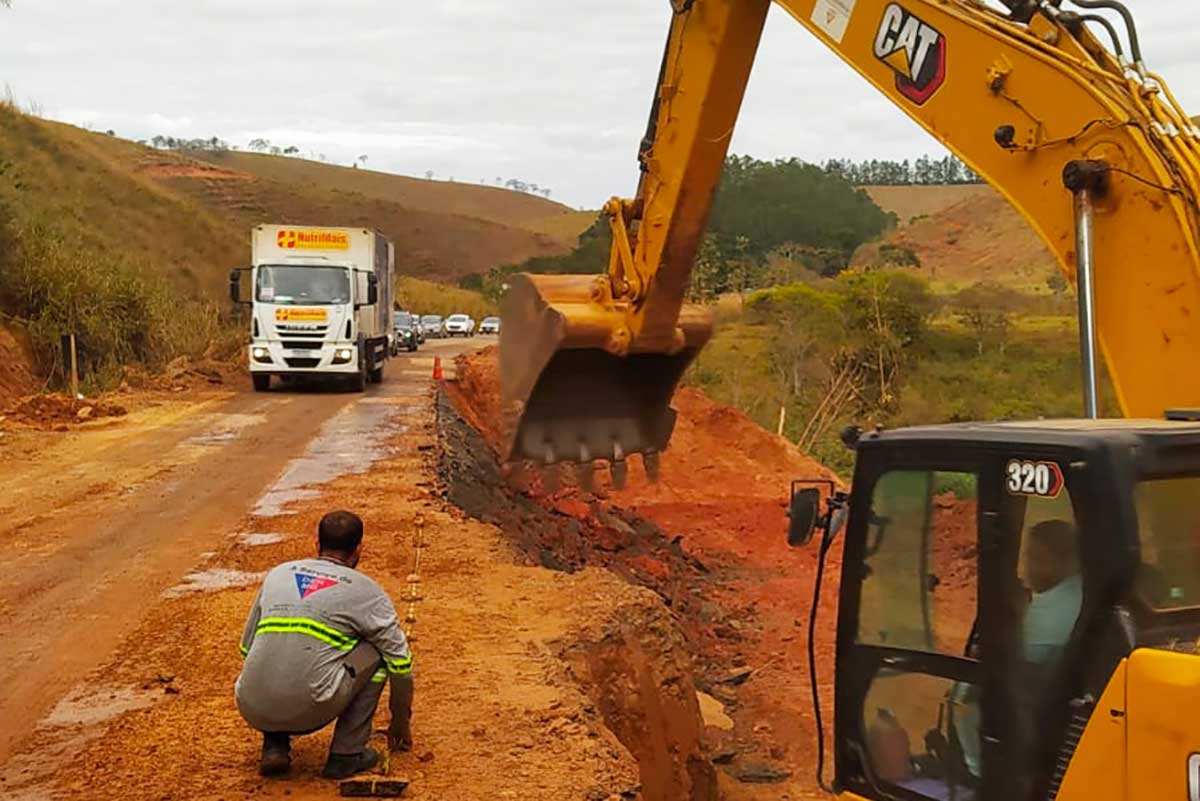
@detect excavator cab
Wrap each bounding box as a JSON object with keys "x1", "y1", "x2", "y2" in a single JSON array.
[{"x1": 797, "y1": 419, "x2": 1200, "y2": 801}]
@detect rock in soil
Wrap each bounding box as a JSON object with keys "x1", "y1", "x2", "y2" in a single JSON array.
[{"x1": 732, "y1": 762, "x2": 792, "y2": 784}]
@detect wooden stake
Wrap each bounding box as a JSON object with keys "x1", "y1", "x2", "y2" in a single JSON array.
[
  {"x1": 776, "y1": 404, "x2": 786, "y2": 436},
  {"x1": 68, "y1": 333, "x2": 79, "y2": 398}
]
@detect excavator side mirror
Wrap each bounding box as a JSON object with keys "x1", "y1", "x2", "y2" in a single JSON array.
[{"x1": 787, "y1": 487, "x2": 822, "y2": 547}]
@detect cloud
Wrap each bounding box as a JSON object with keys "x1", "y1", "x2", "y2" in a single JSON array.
[{"x1": 1, "y1": 0, "x2": 1196, "y2": 208}]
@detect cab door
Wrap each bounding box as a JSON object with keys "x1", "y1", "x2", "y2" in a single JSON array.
[{"x1": 834, "y1": 450, "x2": 998, "y2": 801}]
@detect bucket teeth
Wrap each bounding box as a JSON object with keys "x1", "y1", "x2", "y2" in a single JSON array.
[
  {"x1": 644, "y1": 450, "x2": 661, "y2": 483},
  {"x1": 610, "y1": 458, "x2": 628, "y2": 490},
  {"x1": 541, "y1": 464, "x2": 561, "y2": 494},
  {"x1": 577, "y1": 462, "x2": 595, "y2": 492}
]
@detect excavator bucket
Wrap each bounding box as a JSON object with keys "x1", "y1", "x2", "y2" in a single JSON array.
[{"x1": 499, "y1": 273, "x2": 712, "y2": 469}]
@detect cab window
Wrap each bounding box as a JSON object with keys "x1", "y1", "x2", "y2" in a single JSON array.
[
  {"x1": 1134, "y1": 477, "x2": 1200, "y2": 610},
  {"x1": 857, "y1": 470, "x2": 979, "y2": 656},
  {"x1": 857, "y1": 470, "x2": 981, "y2": 800}
]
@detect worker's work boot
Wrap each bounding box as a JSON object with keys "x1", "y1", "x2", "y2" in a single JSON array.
[
  {"x1": 259, "y1": 732, "x2": 291, "y2": 777},
  {"x1": 321, "y1": 747, "x2": 380, "y2": 779}
]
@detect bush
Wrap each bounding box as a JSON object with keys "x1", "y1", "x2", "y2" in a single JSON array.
[
  {"x1": 0, "y1": 216, "x2": 229, "y2": 389},
  {"x1": 396, "y1": 277, "x2": 494, "y2": 320}
]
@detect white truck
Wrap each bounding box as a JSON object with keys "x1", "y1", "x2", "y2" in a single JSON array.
[{"x1": 230, "y1": 225, "x2": 394, "y2": 392}]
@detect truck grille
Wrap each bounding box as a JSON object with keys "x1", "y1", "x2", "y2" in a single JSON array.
[
  {"x1": 284, "y1": 357, "x2": 321, "y2": 369},
  {"x1": 275, "y1": 323, "x2": 329, "y2": 340},
  {"x1": 282, "y1": 340, "x2": 324, "y2": 350}
]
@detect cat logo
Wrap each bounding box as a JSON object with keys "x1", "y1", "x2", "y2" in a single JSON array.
[{"x1": 873, "y1": 3, "x2": 946, "y2": 105}]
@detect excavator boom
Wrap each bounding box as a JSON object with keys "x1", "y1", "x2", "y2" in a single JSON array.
[{"x1": 501, "y1": 0, "x2": 1200, "y2": 482}]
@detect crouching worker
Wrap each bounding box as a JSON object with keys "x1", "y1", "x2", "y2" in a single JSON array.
[{"x1": 235, "y1": 510, "x2": 414, "y2": 779}]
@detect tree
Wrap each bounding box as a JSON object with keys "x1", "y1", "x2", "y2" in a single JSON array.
[
  {"x1": 357, "y1": 154, "x2": 368, "y2": 167},
  {"x1": 953, "y1": 280, "x2": 1023, "y2": 355},
  {"x1": 425, "y1": 170, "x2": 434, "y2": 180},
  {"x1": 835, "y1": 270, "x2": 937, "y2": 410},
  {"x1": 248, "y1": 138, "x2": 270, "y2": 152},
  {"x1": 283, "y1": 145, "x2": 299, "y2": 155}
]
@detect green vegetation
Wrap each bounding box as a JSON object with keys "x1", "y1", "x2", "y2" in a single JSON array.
[
  {"x1": 0, "y1": 210, "x2": 234, "y2": 391},
  {"x1": 688, "y1": 272, "x2": 1108, "y2": 476},
  {"x1": 397, "y1": 278, "x2": 495, "y2": 320},
  {"x1": 485, "y1": 155, "x2": 896, "y2": 300}
]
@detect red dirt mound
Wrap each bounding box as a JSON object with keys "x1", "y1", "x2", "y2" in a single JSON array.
[
  {"x1": 2, "y1": 393, "x2": 127, "y2": 430},
  {"x1": 444, "y1": 347, "x2": 846, "y2": 797},
  {"x1": 0, "y1": 325, "x2": 37, "y2": 408}
]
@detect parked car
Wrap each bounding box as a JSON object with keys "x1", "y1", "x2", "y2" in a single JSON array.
[
  {"x1": 478, "y1": 316, "x2": 501, "y2": 335},
  {"x1": 392, "y1": 311, "x2": 420, "y2": 353},
  {"x1": 420, "y1": 314, "x2": 444, "y2": 339},
  {"x1": 443, "y1": 313, "x2": 476, "y2": 337}
]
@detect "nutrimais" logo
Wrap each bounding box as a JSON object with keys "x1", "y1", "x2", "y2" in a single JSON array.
[{"x1": 276, "y1": 229, "x2": 350, "y2": 251}]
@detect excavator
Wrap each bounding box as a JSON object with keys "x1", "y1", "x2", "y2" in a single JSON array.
[{"x1": 499, "y1": 0, "x2": 1200, "y2": 799}]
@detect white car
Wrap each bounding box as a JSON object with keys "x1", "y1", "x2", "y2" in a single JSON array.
[
  {"x1": 479, "y1": 316, "x2": 500, "y2": 335},
  {"x1": 443, "y1": 314, "x2": 476, "y2": 337}
]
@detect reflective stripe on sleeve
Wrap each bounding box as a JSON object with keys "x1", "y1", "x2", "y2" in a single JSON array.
[
  {"x1": 239, "y1": 643, "x2": 249, "y2": 657},
  {"x1": 254, "y1": 617, "x2": 358, "y2": 650},
  {"x1": 384, "y1": 654, "x2": 413, "y2": 675},
  {"x1": 370, "y1": 667, "x2": 387, "y2": 684}
]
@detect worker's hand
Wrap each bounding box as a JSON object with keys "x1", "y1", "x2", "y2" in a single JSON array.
[{"x1": 388, "y1": 721, "x2": 413, "y2": 752}]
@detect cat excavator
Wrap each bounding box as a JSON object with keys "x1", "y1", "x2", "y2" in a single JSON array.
[{"x1": 499, "y1": 0, "x2": 1200, "y2": 799}]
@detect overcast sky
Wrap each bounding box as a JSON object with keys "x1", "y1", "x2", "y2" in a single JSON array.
[{"x1": 2, "y1": 1, "x2": 1197, "y2": 208}]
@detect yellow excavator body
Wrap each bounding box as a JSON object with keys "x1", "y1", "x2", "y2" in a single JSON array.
[{"x1": 500, "y1": 0, "x2": 1200, "y2": 477}]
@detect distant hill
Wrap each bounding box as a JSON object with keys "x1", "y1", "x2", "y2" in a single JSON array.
[
  {"x1": 862, "y1": 184, "x2": 990, "y2": 225},
  {"x1": 195, "y1": 150, "x2": 582, "y2": 233},
  {"x1": 0, "y1": 107, "x2": 593, "y2": 298},
  {"x1": 854, "y1": 184, "x2": 1055, "y2": 290}
]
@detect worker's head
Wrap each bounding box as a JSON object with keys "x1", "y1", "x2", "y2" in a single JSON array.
[
  {"x1": 1025, "y1": 519, "x2": 1078, "y2": 593},
  {"x1": 317, "y1": 510, "x2": 364, "y2": 566}
]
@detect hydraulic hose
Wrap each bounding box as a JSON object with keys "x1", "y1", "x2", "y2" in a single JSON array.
[{"x1": 1066, "y1": 0, "x2": 1142, "y2": 64}]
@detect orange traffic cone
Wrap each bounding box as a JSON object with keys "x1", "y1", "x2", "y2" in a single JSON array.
[{"x1": 432, "y1": 356, "x2": 444, "y2": 381}]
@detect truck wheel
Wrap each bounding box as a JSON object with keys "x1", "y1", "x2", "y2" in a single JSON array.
[
  {"x1": 368, "y1": 363, "x2": 384, "y2": 384},
  {"x1": 252, "y1": 374, "x2": 271, "y2": 392}
]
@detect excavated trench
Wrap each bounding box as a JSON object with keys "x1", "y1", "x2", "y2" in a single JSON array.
[{"x1": 434, "y1": 388, "x2": 769, "y2": 801}]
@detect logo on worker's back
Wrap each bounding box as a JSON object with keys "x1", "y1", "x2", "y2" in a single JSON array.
[
  {"x1": 295, "y1": 573, "x2": 338, "y2": 599},
  {"x1": 873, "y1": 3, "x2": 946, "y2": 105}
]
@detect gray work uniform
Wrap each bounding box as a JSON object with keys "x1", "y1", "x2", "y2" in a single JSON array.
[{"x1": 235, "y1": 557, "x2": 413, "y2": 755}]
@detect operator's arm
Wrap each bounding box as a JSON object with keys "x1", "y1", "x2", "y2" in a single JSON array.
[
  {"x1": 239, "y1": 586, "x2": 263, "y2": 658},
  {"x1": 361, "y1": 589, "x2": 415, "y2": 750}
]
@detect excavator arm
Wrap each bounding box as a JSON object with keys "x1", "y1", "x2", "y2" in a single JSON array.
[{"x1": 500, "y1": 0, "x2": 1200, "y2": 480}]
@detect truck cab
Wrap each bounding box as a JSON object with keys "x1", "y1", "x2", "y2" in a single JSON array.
[
  {"x1": 231, "y1": 225, "x2": 394, "y2": 392},
  {"x1": 793, "y1": 419, "x2": 1200, "y2": 801}
]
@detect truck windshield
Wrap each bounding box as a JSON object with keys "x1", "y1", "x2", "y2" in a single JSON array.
[
  {"x1": 257, "y1": 265, "x2": 350, "y2": 305},
  {"x1": 1135, "y1": 477, "x2": 1200, "y2": 610}
]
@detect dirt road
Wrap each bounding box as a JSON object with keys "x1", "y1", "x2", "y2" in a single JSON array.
[
  {"x1": 0, "y1": 339, "x2": 470, "y2": 768},
  {"x1": 0, "y1": 332, "x2": 704, "y2": 801}
]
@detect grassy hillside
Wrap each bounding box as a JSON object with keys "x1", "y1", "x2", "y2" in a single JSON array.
[
  {"x1": 854, "y1": 184, "x2": 1056, "y2": 291},
  {"x1": 0, "y1": 105, "x2": 557, "y2": 389},
  {"x1": 862, "y1": 184, "x2": 990, "y2": 224},
  {"x1": 0, "y1": 108, "x2": 591, "y2": 298},
  {"x1": 200, "y1": 151, "x2": 577, "y2": 231},
  {"x1": 0, "y1": 109, "x2": 245, "y2": 299}
]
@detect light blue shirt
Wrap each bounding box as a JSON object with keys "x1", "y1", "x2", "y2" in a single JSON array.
[{"x1": 1023, "y1": 574, "x2": 1083, "y2": 664}]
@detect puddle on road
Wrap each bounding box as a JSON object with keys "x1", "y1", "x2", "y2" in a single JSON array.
[
  {"x1": 164, "y1": 567, "x2": 263, "y2": 598},
  {"x1": 252, "y1": 398, "x2": 413, "y2": 518},
  {"x1": 239, "y1": 531, "x2": 286, "y2": 547},
  {"x1": 186, "y1": 431, "x2": 238, "y2": 445},
  {"x1": 41, "y1": 685, "x2": 159, "y2": 729}
]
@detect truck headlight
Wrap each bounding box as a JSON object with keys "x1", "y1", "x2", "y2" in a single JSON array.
[
  {"x1": 333, "y1": 348, "x2": 355, "y2": 364},
  {"x1": 251, "y1": 346, "x2": 271, "y2": 363}
]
